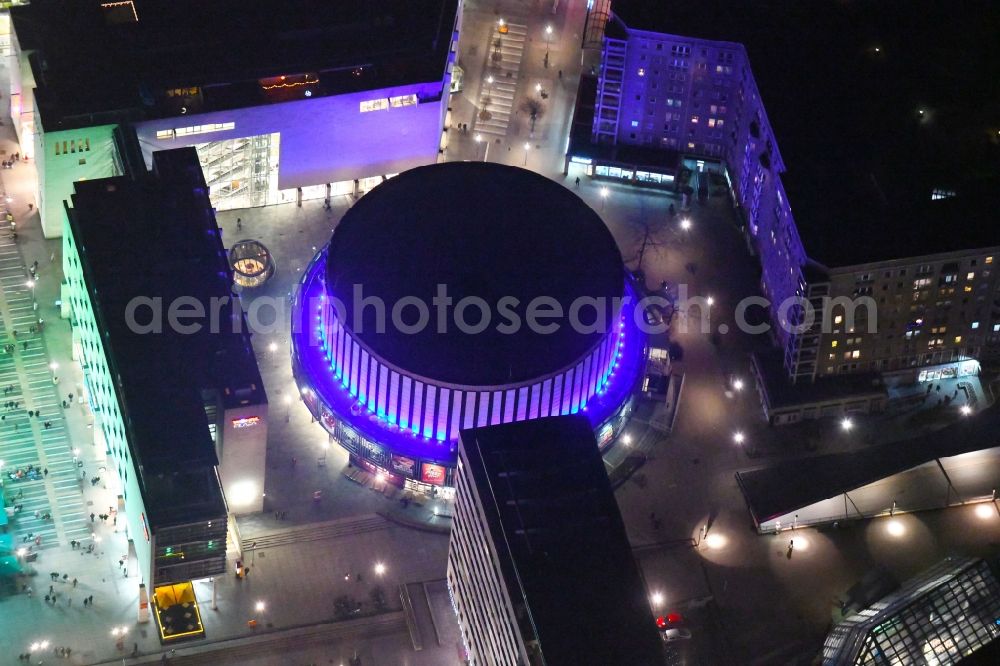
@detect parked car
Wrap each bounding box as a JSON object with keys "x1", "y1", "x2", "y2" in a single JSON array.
[{"x1": 662, "y1": 628, "x2": 692, "y2": 642}]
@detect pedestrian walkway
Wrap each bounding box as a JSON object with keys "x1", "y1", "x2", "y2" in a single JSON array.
[
  {"x1": 0, "y1": 201, "x2": 90, "y2": 553},
  {"x1": 475, "y1": 19, "x2": 527, "y2": 137}
]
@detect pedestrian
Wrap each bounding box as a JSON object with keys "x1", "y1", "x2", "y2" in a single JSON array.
[
  {"x1": 236, "y1": 217, "x2": 243, "y2": 230},
  {"x1": 44, "y1": 467, "x2": 48, "y2": 476},
  {"x1": 49, "y1": 585, "x2": 54, "y2": 595},
  {"x1": 22, "y1": 340, "x2": 27, "y2": 350},
  {"x1": 68, "y1": 597, "x2": 72, "y2": 607},
  {"x1": 72, "y1": 578, "x2": 77, "y2": 587},
  {"x1": 83, "y1": 597, "x2": 88, "y2": 607},
  {"x1": 88, "y1": 594, "x2": 93, "y2": 604},
  {"x1": 90, "y1": 512, "x2": 95, "y2": 522},
  {"x1": 45, "y1": 594, "x2": 50, "y2": 603}
]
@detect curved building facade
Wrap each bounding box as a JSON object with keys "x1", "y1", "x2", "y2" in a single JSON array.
[{"x1": 292, "y1": 162, "x2": 647, "y2": 490}]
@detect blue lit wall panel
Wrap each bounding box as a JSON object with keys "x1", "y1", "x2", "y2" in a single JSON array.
[
  {"x1": 422, "y1": 384, "x2": 436, "y2": 438},
  {"x1": 489, "y1": 391, "x2": 502, "y2": 425},
  {"x1": 387, "y1": 371, "x2": 400, "y2": 424},
  {"x1": 377, "y1": 365, "x2": 389, "y2": 415},
  {"x1": 411, "y1": 381, "x2": 424, "y2": 434},
  {"x1": 476, "y1": 393, "x2": 489, "y2": 427},
  {"x1": 359, "y1": 350, "x2": 370, "y2": 405},
  {"x1": 135, "y1": 81, "x2": 448, "y2": 195},
  {"x1": 517, "y1": 386, "x2": 529, "y2": 421},
  {"x1": 529, "y1": 383, "x2": 541, "y2": 419},
  {"x1": 400, "y1": 376, "x2": 412, "y2": 429}
]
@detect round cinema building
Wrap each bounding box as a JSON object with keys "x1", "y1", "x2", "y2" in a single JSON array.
[{"x1": 291, "y1": 162, "x2": 647, "y2": 494}]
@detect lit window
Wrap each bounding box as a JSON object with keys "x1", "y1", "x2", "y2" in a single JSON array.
[
  {"x1": 831, "y1": 340, "x2": 838, "y2": 348},
  {"x1": 638, "y1": 68, "x2": 646, "y2": 77},
  {"x1": 691, "y1": 115, "x2": 699, "y2": 124},
  {"x1": 631, "y1": 120, "x2": 639, "y2": 127},
  {"x1": 360, "y1": 98, "x2": 389, "y2": 113},
  {"x1": 156, "y1": 129, "x2": 175, "y2": 140},
  {"x1": 174, "y1": 122, "x2": 235, "y2": 137},
  {"x1": 834, "y1": 315, "x2": 843, "y2": 325},
  {"x1": 954, "y1": 336, "x2": 962, "y2": 343},
  {"x1": 986, "y1": 257, "x2": 994, "y2": 265},
  {"x1": 389, "y1": 94, "x2": 418, "y2": 107},
  {"x1": 851, "y1": 350, "x2": 861, "y2": 359},
  {"x1": 993, "y1": 324, "x2": 1000, "y2": 332},
  {"x1": 972, "y1": 321, "x2": 980, "y2": 329},
  {"x1": 964, "y1": 285, "x2": 973, "y2": 292},
  {"x1": 967, "y1": 272, "x2": 975, "y2": 280}
]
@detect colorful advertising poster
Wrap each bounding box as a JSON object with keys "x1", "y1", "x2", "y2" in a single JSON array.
[
  {"x1": 390, "y1": 455, "x2": 416, "y2": 478},
  {"x1": 598, "y1": 422, "x2": 614, "y2": 448},
  {"x1": 420, "y1": 462, "x2": 447, "y2": 486},
  {"x1": 321, "y1": 408, "x2": 336, "y2": 432}
]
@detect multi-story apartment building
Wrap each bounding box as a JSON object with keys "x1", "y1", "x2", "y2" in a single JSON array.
[
  {"x1": 575, "y1": 0, "x2": 1000, "y2": 423},
  {"x1": 62, "y1": 148, "x2": 267, "y2": 631},
  {"x1": 448, "y1": 415, "x2": 663, "y2": 666},
  {"x1": 9, "y1": 0, "x2": 461, "y2": 237}
]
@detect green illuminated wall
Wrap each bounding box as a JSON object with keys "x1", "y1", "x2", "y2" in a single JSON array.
[
  {"x1": 41, "y1": 126, "x2": 121, "y2": 237},
  {"x1": 62, "y1": 210, "x2": 153, "y2": 586}
]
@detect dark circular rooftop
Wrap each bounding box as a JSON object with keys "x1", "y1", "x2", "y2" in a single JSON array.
[{"x1": 325, "y1": 162, "x2": 624, "y2": 386}]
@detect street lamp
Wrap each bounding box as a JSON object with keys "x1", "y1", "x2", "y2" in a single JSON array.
[
  {"x1": 960, "y1": 404, "x2": 972, "y2": 416},
  {"x1": 283, "y1": 394, "x2": 292, "y2": 422},
  {"x1": 622, "y1": 433, "x2": 633, "y2": 445},
  {"x1": 255, "y1": 600, "x2": 266, "y2": 613},
  {"x1": 111, "y1": 626, "x2": 128, "y2": 650},
  {"x1": 840, "y1": 417, "x2": 854, "y2": 431},
  {"x1": 486, "y1": 75, "x2": 494, "y2": 96},
  {"x1": 523, "y1": 142, "x2": 530, "y2": 166},
  {"x1": 680, "y1": 218, "x2": 692, "y2": 231},
  {"x1": 706, "y1": 296, "x2": 715, "y2": 307},
  {"x1": 600, "y1": 187, "x2": 609, "y2": 210},
  {"x1": 732, "y1": 378, "x2": 744, "y2": 391},
  {"x1": 733, "y1": 431, "x2": 745, "y2": 444},
  {"x1": 544, "y1": 25, "x2": 553, "y2": 67},
  {"x1": 650, "y1": 591, "x2": 664, "y2": 607},
  {"x1": 374, "y1": 562, "x2": 386, "y2": 576},
  {"x1": 26, "y1": 279, "x2": 35, "y2": 299}
]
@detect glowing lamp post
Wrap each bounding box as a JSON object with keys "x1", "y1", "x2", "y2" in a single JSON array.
[
  {"x1": 523, "y1": 142, "x2": 531, "y2": 166},
  {"x1": 600, "y1": 187, "x2": 609, "y2": 211},
  {"x1": 544, "y1": 25, "x2": 553, "y2": 67}
]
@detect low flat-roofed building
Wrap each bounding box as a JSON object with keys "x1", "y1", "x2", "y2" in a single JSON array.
[
  {"x1": 62, "y1": 147, "x2": 267, "y2": 601},
  {"x1": 736, "y1": 404, "x2": 1000, "y2": 533},
  {"x1": 448, "y1": 414, "x2": 664, "y2": 666},
  {"x1": 10, "y1": 0, "x2": 461, "y2": 236}
]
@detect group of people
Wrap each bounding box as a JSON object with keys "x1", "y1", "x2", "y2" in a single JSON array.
[
  {"x1": 3, "y1": 151, "x2": 21, "y2": 169},
  {"x1": 5, "y1": 464, "x2": 43, "y2": 481}
]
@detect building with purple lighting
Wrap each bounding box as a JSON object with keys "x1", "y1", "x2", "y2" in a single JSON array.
[
  {"x1": 574, "y1": 0, "x2": 1000, "y2": 424},
  {"x1": 9, "y1": 0, "x2": 461, "y2": 237},
  {"x1": 292, "y1": 162, "x2": 647, "y2": 492}
]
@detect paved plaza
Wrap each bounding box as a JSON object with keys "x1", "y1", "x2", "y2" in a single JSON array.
[{"x1": 3, "y1": 0, "x2": 1000, "y2": 664}]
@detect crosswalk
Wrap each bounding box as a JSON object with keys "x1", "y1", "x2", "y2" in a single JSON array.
[
  {"x1": 0, "y1": 215, "x2": 91, "y2": 552},
  {"x1": 476, "y1": 20, "x2": 527, "y2": 137}
]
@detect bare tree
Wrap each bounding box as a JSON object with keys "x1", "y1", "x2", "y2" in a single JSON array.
[{"x1": 518, "y1": 97, "x2": 546, "y2": 134}]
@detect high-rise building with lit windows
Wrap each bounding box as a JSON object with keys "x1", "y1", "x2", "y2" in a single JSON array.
[
  {"x1": 448, "y1": 415, "x2": 664, "y2": 666},
  {"x1": 62, "y1": 148, "x2": 266, "y2": 625},
  {"x1": 574, "y1": 0, "x2": 1000, "y2": 424},
  {"x1": 9, "y1": 0, "x2": 461, "y2": 237}
]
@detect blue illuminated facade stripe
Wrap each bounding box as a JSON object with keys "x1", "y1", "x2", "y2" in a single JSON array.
[{"x1": 292, "y1": 248, "x2": 646, "y2": 481}]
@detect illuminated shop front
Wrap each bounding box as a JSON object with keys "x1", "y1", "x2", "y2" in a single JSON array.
[{"x1": 291, "y1": 163, "x2": 647, "y2": 490}]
